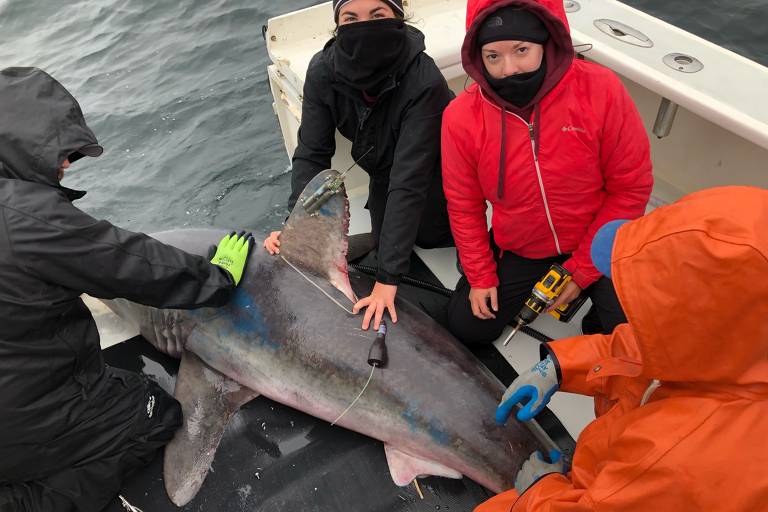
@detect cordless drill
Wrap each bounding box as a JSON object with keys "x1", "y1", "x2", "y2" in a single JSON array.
[{"x1": 503, "y1": 264, "x2": 587, "y2": 345}]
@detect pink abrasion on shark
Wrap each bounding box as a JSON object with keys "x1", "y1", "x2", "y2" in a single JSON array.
[{"x1": 101, "y1": 170, "x2": 554, "y2": 506}]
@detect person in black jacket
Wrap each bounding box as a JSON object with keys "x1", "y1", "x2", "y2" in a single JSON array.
[
  {"x1": 0, "y1": 67, "x2": 252, "y2": 512},
  {"x1": 263, "y1": 0, "x2": 455, "y2": 331}
]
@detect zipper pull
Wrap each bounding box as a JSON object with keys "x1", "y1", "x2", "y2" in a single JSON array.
[
  {"x1": 528, "y1": 123, "x2": 538, "y2": 161},
  {"x1": 359, "y1": 107, "x2": 372, "y2": 130}
]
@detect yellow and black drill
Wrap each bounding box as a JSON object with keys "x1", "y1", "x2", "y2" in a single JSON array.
[{"x1": 504, "y1": 263, "x2": 587, "y2": 345}]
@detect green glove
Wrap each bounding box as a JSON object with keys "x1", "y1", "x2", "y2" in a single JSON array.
[{"x1": 210, "y1": 231, "x2": 253, "y2": 286}]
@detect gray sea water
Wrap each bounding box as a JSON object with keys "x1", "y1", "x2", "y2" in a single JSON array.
[{"x1": 0, "y1": 0, "x2": 765, "y2": 233}]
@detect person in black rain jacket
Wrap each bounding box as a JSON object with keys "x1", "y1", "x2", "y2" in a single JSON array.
[
  {"x1": 264, "y1": 0, "x2": 455, "y2": 331},
  {"x1": 0, "y1": 67, "x2": 252, "y2": 511}
]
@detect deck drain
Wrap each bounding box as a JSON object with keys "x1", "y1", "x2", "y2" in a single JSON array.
[
  {"x1": 564, "y1": 1, "x2": 581, "y2": 13},
  {"x1": 663, "y1": 53, "x2": 704, "y2": 73}
]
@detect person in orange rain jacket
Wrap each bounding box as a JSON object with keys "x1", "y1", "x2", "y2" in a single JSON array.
[{"x1": 481, "y1": 185, "x2": 768, "y2": 511}]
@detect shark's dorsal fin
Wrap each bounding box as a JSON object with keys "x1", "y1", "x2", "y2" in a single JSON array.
[
  {"x1": 280, "y1": 169, "x2": 355, "y2": 302},
  {"x1": 383, "y1": 444, "x2": 463, "y2": 486},
  {"x1": 164, "y1": 351, "x2": 259, "y2": 506}
]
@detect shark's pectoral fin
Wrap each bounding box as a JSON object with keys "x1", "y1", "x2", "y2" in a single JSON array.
[
  {"x1": 383, "y1": 444, "x2": 463, "y2": 486},
  {"x1": 164, "y1": 351, "x2": 259, "y2": 506}
]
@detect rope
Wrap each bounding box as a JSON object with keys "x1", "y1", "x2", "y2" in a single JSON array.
[
  {"x1": 119, "y1": 496, "x2": 144, "y2": 512},
  {"x1": 331, "y1": 364, "x2": 376, "y2": 426},
  {"x1": 280, "y1": 255, "x2": 354, "y2": 314},
  {"x1": 640, "y1": 379, "x2": 662, "y2": 406}
]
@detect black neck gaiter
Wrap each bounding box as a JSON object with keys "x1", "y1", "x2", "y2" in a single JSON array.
[
  {"x1": 333, "y1": 18, "x2": 408, "y2": 92},
  {"x1": 484, "y1": 57, "x2": 547, "y2": 108}
]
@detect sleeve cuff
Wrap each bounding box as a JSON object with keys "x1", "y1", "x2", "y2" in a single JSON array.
[
  {"x1": 562, "y1": 258, "x2": 599, "y2": 289},
  {"x1": 539, "y1": 343, "x2": 563, "y2": 385},
  {"x1": 376, "y1": 268, "x2": 402, "y2": 286}
]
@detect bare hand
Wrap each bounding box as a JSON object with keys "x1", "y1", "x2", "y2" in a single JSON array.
[
  {"x1": 353, "y1": 282, "x2": 399, "y2": 330},
  {"x1": 263, "y1": 231, "x2": 281, "y2": 255},
  {"x1": 547, "y1": 281, "x2": 582, "y2": 312},
  {"x1": 469, "y1": 287, "x2": 498, "y2": 320}
]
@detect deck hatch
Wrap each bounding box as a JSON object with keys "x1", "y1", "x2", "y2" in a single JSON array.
[{"x1": 593, "y1": 19, "x2": 654, "y2": 48}]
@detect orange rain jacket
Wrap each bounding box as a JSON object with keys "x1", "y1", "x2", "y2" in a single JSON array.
[{"x1": 476, "y1": 186, "x2": 768, "y2": 511}]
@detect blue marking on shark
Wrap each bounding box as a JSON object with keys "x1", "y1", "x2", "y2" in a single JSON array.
[{"x1": 227, "y1": 288, "x2": 280, "y2": 350}]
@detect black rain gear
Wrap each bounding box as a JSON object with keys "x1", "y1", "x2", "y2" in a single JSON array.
[
  {"x1": 289, "y1": 26, "x2": 454, "y2": 284},
  {"x1": 0, "y1": 67, "x2": 235, "y2": 511}
]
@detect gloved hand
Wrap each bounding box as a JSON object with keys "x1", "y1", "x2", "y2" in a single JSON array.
[
  {"x1": 496, "y1": 355, "x2": 559, "y2": 423},
  {"x1": 210, "y1": 231, "x2": 254, "y2": 286},
  {"x1": 515, "y1": 449, "x2": 565, "y2": 494}
]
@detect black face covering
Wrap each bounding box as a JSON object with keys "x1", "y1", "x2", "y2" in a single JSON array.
[
  {"x1": 484, "y1": 57, "x2": 547, "y2": 108},
  {"x1": 333, "y1": 18, "x2": 408, "y2": 92}
]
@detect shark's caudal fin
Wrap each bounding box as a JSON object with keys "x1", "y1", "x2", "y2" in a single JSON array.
[
  {"x1": 280, "y1": 169, "x2": 355, "y2": 302},
  {"x1": 164, "y1": 351, "x2": 259, "y2": 506},
  {"x1": 384, "y1": 444, "x2": 463, "y2": 486}
]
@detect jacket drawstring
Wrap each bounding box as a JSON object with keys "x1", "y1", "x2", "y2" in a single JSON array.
[
  {"x1": 497, "y1": 106, "x2": 507, "y2": 200},
  {"x1": 640, "y1": 379, "x2": 662, "y2": 406}
]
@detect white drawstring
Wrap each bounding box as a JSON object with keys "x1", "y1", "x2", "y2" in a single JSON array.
[{"x1": 640, "y1": 379, "x2": 662, "y2": 406}]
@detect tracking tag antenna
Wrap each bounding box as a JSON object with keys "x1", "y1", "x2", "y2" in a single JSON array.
[{"x1": 302, "y1": 146, "x2": 375, "y2": 214}]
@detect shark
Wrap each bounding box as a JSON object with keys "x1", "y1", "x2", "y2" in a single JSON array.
[{"x1": 101, "y1": 170, "x2": 552, "y2": 506}]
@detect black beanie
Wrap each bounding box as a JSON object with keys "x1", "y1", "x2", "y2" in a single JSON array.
[
  {"x1": 477, "y1": 7, "x2": 549, "y2": 47},
  {"x1": 333, "y1": 0, "x2": 405, "y2": 22}
]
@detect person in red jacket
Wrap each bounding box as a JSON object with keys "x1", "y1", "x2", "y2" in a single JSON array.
[
  {"x1": 441, "y1": 0, "x2": 653, "y2": 344},
  {"x1": 481, "y1": 185, "x2": 768, "y2": 511}
]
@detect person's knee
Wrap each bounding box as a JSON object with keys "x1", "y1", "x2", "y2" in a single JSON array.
[
  {"x1": 415, "y1": 229, "x2": 454, "y2": 250},
  {"x1": 446, "y1": 299, "x2": 503, "y2": 345},
  {"x1": 588, "y1": 277, "x2": 627, "y2": 334}
]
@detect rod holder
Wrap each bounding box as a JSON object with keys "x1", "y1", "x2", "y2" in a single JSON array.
[{"x1": 653, "y1": 97, "x2": 679, "y2": 139}]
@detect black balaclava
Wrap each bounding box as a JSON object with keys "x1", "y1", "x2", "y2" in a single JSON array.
[
  {"x1": 333, "y1": 18, "x2": 408, "y2": 92},
  {"x1": 484, "y1": 58, "x2": 547, "y2": 108},
  {"x1": 333, "y1": 0, "x2": 404, "y2": 22},
  {"x1": 478, "y1": 6, "x2": 550, "y2": 107}
]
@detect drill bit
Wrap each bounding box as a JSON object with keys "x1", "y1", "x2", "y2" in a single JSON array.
[{"x1": 503, "y1": 320, "x2": 525, "y2": 346}]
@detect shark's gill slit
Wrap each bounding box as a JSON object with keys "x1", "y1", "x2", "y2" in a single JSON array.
[{"x1": 331, "y1": 365, "x2": 376, "y2": 426}]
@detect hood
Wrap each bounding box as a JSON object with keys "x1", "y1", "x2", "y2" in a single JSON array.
[
  {"x1": 0, "y1": 67, "x2": 102, "y2": 197},
  {"x1": 462, "y1": 0, "x2": 574, "y2": 112},
  {"x1": 323, "y1": 24, "x2": 427, "y2": 90},
  {"x1": 611, "y1": 186, "x2": 768, "y2": 386}
]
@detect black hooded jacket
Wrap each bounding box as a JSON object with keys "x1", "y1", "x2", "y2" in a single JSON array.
[
  {"x1": 0, "y1": 68, "x2": 234, "y2": 483},
  {"x1": 289, "y1": 26, "x2": 454, "y2": 284}
]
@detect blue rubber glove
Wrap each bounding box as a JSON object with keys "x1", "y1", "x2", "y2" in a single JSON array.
[
  {"x1": 496, "y1": 355, "x2": 559, "y2": 424},
  {"x1": 515, "y1": 449, "x2": 565, "y2": 494}
]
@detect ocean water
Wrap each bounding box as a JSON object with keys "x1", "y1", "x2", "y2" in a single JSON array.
[{"x1": 0, "y1": 0, "x2": 765, "y2": 233}]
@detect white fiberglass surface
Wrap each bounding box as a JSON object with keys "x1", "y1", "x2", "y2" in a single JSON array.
[{"x1": 85, "y1": 295, "x2": 140, "y2": 349}]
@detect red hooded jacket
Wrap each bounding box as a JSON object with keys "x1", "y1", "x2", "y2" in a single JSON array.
[
  {"x1": 475, "y1": 186, "x2": 768, "y2": 511},
  {"x1": 442, "y1": 0, "x2": 653, "y2": 289}
]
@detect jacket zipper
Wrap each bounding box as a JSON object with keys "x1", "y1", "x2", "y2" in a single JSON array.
[
  {"x1": 358, "y1": 107, "x2": 372, "y2": 132},
  {"x1": 516, "y1": 112, "x2": 562, "y2": 255},
  {"x1": 479, "y1": 89, "x2": 563, "y2": 254}
]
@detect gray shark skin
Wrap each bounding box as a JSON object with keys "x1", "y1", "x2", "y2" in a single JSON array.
[{"x1": 102, "y1": 170, "x2": 545, "y2": 506}]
